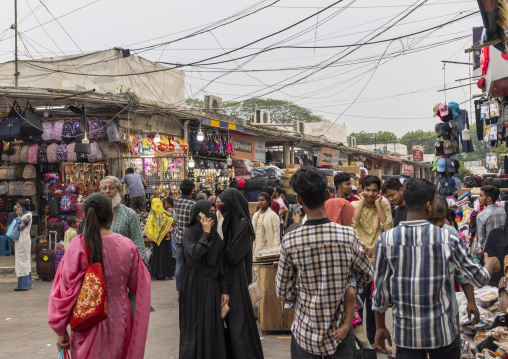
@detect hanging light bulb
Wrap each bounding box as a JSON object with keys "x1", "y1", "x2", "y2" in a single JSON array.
[
  {"x1": 197, "y1": 126, "x2": 204, "y2": 142},
  {"x1": 189, "y1": 157, "x2": 195, "y2": 168},
  {"x1": 44, "y1": 110, "x2": 49, "y2": 118},
  {"x1": 226, "y1": 155, "x2": 232, "y2": 166},
  {"x1": 154, "y1": 132, "x2": 161, "y2": 143},
  {"x1": 82, "y1": 132, "x2": 89, "y2": 144}
]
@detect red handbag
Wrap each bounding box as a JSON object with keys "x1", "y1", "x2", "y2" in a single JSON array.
[{"x1": 70, "y1": 235, "x2": 108, "y2": 331}]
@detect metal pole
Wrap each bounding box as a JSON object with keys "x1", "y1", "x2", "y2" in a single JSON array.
[
  {"x1": 374, "y1": 135, "x2": 377, "y2": 151},
  {"x1": 14, "y1": 0, "x2": 18, "y2": 87},
  {"x1": 443, "y1": 62, "x2": 446, "y2": 103}
]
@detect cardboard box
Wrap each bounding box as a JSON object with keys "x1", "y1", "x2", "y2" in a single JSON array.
[
  {"x1": 327, "y1": 176, "x2": 334, "y2": 187},
  {"x1": 369, "y1": 169, "x2": 382, "y2": 178},
  {"x1": 287, "y1": 164, "x2": 301, "y2": 169}
]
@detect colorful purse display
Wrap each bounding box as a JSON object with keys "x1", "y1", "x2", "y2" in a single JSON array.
[{"x1": 71, "y1": 235, "x2": 108, "y2": 331}]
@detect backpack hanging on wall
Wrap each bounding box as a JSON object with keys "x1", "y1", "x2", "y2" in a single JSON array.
[
  {"x1": 19, "y1": 144, "x2": 29, "y2": 163},
  {"x1": 106, "y1": 121, "x2": 121, "y2": 142},
  {"x1": 52, "y1": 120, "x2": 65, "y2": 141},
  {"x1": 62, "y1": 120, "x2": 76, "y2": 144},
  {"x1": 42, "y1": 121, "x2": 53, "y2": 141}
]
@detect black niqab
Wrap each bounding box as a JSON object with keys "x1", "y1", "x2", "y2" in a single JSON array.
[
  {"x1": 219, "y1": 188, "x2": 254, "y2": 244},
  {"x1": 184, "y1": 200, "x2": 222, "y2": 276}
]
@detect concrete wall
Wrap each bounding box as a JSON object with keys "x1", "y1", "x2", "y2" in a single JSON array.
[
  {"x1": 0, "y1": 50, "x2": 185, "y2": 107},
  {"x1": 358, "y1": 143, "x2": 408, "y2": 156},
  {"x1": 304, "y1": 121, "x2": 347, "y2": 145}
]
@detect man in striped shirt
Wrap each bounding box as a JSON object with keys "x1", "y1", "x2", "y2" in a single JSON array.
[{"x1": 373, "y1": 178, "x2": 500, "y2": 358}]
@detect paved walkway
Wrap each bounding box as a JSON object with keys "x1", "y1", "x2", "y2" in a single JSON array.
[{"x1": 0, "y1": 266, "x2": 390, "y2": 358}]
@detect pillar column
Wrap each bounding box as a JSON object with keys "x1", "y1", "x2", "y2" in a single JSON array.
[
  {"x1": 290, "y1": 146, "x2": 295, "y2": 165},
  {"x1": 283, "y1": 144, "x2": 290, "y2": 168}
]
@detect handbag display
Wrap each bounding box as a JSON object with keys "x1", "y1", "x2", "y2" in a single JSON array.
[
  {"x1": 20, "y1": 101, "x2": 43, "y2": 137},
  {"x1": 71, "y1": 236, "x2": 108, "y2": 331}
]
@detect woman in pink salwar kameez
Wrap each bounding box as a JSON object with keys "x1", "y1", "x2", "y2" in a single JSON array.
[{"x1": 48, "y1": 193, "x2": 151, "y2": 359}]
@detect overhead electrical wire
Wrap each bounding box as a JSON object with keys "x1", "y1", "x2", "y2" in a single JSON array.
[{"x1": 0, "y1": 0, "x2": 101, "y2": 44}]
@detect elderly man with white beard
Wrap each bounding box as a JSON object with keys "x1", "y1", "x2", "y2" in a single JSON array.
[
  {"x1": 100, "y1": 176, "x2": 147, "y2": 313},
  {"x1": 100, "y1": 176, "x2": 146, "y2": 258}
]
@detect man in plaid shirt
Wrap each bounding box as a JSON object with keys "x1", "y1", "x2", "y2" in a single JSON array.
[
  {"x1": 276, "y1": 167, "x2": 373, "y2": 358},
  {"x1": 173, "y1": 179, "x2": 195, "y2": 293}
]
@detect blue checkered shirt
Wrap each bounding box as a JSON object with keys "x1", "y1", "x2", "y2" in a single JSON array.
[
  {"x1": 372, "y1": 220, "x2": 490, "y2": 349},
  {"x1": 276, "y1": 218, "x2": 373, "y2": 356},
  {"x1": 173, "y1": 195, "x2": 194, "y2": 244}
]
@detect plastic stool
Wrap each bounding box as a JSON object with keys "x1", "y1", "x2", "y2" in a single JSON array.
[{"x1": 0, "y1": 236, "x2": 12, "y2": 256}]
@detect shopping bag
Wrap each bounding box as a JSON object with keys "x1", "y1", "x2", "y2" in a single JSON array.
[
  {"x1": 58, "y1": 348, "x2": 70, "y2": 359},
  {"x1": 6, "y1": 218, "x2": 19, "y2": 240}
]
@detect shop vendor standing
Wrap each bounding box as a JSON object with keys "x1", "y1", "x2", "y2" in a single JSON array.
[
  {"x1": 121, "y1": 167, "x2": 148, "y2": 214},
  {"x1": 14, "y1": 199, "x2": 33, "y2": 291}
]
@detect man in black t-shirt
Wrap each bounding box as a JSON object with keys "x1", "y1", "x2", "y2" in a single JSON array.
[{"x1": 381, "y1": 178, "x2": 406, "y2": 227}]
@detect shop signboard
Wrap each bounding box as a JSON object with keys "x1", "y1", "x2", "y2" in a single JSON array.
[
  {"x1": 254, "y1": 136, "x2": 266, "y2": 163},
  {"x1": 231, "y1": 133, "x2": 255, "y2": 161},
  {"x1": 234, "y1": 139, "x2": 252, "y2": 153},
  {"x1": 318, "y1": 147, "x2": 334, "y2": 167},
  {"x1": 464, "y1": 161, "x2": 481, "y2": 169},
  {"x1": 403, "y1": 162, "x2": 414, "y2": 176},
  {"x1": 412, "y1": 145, "x2": 424, "y2": 162},
  {"x1": 332, "y1": 150, "x2": 340, "y2": 168}
]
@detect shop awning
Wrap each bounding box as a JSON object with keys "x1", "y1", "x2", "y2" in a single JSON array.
[
  {"x1": 379, "y1": 155, "x2": 402, "y2": 162},
  {"x1": 201, "y1": 118, "x2": 244, "y2": 132}
]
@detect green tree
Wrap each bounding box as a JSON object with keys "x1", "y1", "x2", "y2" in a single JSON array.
[
  {"x1": 399, "y1": 130, "x2": 437, "y2": 154},
  {"x1": 349, "y1": 131, "x2": 398, "y2": 145},
  {"x1": 185, "y1": 98, "x2": 324, "y2": 123},
  {"x1": 456, "y1": 163, "x2": 471, "y2": 181}
]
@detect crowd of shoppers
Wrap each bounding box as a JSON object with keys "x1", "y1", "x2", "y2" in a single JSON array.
[{"x1": 36, "y1": 164, "x2": 505, "y2": 358}]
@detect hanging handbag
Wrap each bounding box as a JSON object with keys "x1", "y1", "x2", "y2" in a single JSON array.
[
  {"x1": 6, "y1": 217, "x2": 19, "y2": 240},
  {"x1": 71, "y1": 235, "x2": 108, "y2": 331},
  {"x1": 20, "y1": 101, "x2": 43, "y2": 137},
  {"x1": 248, "y1": 281, "x2": 262, "y2": 307},
  {"x1": 0, "y1": 100, "x2": 22, "y2": 141}
]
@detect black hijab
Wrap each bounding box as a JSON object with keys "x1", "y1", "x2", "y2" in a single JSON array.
[
  {"x1": 218, "y1": 188, "x2": 254, "y2": 245},
  {"x1": 185, "y1": 200, "x2": 222, "y2": 277}
]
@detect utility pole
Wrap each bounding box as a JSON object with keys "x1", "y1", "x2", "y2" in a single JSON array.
[{"x1": 13, "y1": 0, "x2": 18, "y2": 87}]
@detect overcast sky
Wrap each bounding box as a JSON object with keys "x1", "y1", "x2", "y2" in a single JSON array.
[{"x1": 0, "y1": 0, "x2": 483, "y2": 137}]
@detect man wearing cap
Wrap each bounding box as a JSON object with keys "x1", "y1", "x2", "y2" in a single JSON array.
[
  {"x1": 477, "y1": 185, "x2": 506, "y2": 248},
  {"x1": 352, "y1": 185, "x2": 358, "y2": 196}
]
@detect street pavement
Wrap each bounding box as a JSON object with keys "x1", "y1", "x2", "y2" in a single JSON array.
[{"x1": 0, "y1": 276, "x2": 391, "y2": 358}]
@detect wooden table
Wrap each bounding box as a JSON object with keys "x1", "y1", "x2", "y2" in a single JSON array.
[{"x1": 255, "y1": 263, "x2": 295, "y2": 332}]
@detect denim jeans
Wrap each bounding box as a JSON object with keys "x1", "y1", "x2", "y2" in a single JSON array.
[
  {"x1": 451, "y1": 110, "x2": 474, "y2": 153},
  {"x1": 291, "y1": 328, "x2": 355, "y2": 358},
  {"x1": 17, "y1": 272, "x2": 32, "y2": 290},
  {"x1": 175, "y1": 241, "x2": 184, "y2": 292},
  {"x1": 396, "y1": 334, "x2": 461, "y2": 359}
]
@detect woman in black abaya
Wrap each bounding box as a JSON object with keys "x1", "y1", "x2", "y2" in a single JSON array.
[
  {"x1": 218, "y1": 189, "x2": 264, "y2": 359},
  {"x1": 179, "y1": 200, "x2": 229, "y2": 359}
]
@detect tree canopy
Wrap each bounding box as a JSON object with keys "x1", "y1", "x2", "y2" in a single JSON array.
[
  {"x1": 348, "y1": 131, "x2": 398, "y2": 145},
  {"x1": 186, "y1": 98, "x2": 324, "y2": 123}
]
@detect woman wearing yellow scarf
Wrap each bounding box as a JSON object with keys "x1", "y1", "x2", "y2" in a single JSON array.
[{"x1": 146, "y1": 198, "x2": 174, "y2": 280}]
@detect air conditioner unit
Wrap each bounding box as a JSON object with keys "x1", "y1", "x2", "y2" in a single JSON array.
[
  {"x1": 347, "y1": 136, "x2": 357, "y2": 147},
  {"x1": 294, "y1": 121, "x2": 305, "y2": 133},
  {"x1": 204, "y1": 95, "x2": 222, "y2": 112},
  {"x1": 255, "y1": 109, "x2": 270, "y2": 124}
]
